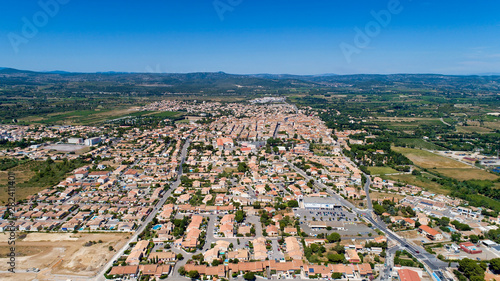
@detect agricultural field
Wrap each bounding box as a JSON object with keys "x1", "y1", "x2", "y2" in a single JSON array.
[
  {"x1": 375, "y1": 117, "x2": 444, "y2": 130},
  {"x1": 0, "y1": 233, "x2": 128, "y2": 280},
  {"x1": 456, "y1": 125, "x2": 494, "y2": 134},
  {"x1": 392, "y1": 147, "x2": 470, "y2": 169},
  {"x1": 18, "y1": 105, "x2": 185, "y2": 126},
  {"x1": 434, "y1": 168, "x2": 499, "y2": 181},
  {"x1": 484, "y1": 121, "x2": 500, "y2": 130},
  {"x1": 392, "y1": 147, "x2": 498, "y2": 181},
  {"x1": 19, "y1": 107, "x2": 142, "y2": 125}
]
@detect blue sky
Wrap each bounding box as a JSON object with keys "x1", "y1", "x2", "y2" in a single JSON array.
[{"x1": 0, "y1": 0, "x2": 499, "y2": 75}]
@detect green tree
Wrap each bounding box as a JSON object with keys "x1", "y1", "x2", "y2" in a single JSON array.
[
  {"x1": 458, "y1": 258, "x2": 485, "y2": 280},
  {"x1": 451, "y1": 232, "x2": 462, "y2": 242},
  {"x1": 490, "y1": 258, "x2": 500, "y2": 272},
  {"x1": 327, "y1": 232, "x2": 341, "y2": 243},
  {"x1": 469, "y1": 235, "x2": 479, "y2": 243},
  {"x1": 243, "y1": 272, "x2": 255, "y2": 281},
  {"x1": 287, "y1": 200, "x2": 299, "y2": 208},
  {"x1": 327, "y1": 253, "x2": 344, "y2": 263},
  {"x1": 373, "y1": 204, "x2": 386, "y2": 215},
  {"x1": 178, "y1": 266, "x2": 187, "y2": 276},
  {"x1": 187, "y1": 270, "x2": 200, "y2": 279},
  {"x1": 331, "y1": 272, "x2": 342, "y2": 279},
  {"x1": 235, "y1": 210, "x2": 246, "y2": 223}
]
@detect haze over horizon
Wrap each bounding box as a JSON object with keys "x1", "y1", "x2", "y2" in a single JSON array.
[{"x1": 1, "y1": 0, "x2": 500, "y2": 75}]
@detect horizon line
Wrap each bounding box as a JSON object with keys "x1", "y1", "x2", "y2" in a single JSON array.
[{"x1": 2, "y1": 67, "x2": 500, "y2": 77}]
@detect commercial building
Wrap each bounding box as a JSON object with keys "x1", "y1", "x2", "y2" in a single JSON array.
[
  {"x1": 68, "y1": 137, "x2": 83, "y2": 144},
  {"x1": 300, "y1": 197, "x2": 342, "y2": 210},
  {"x1": 84, "y1": 137, "x2": 101, "y2": 146}
]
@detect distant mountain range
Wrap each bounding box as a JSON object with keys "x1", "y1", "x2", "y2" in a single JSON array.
[
  {"x1": 1, "y1": 67, "x2": 499, "y2": 77},
  {"x1": 1, "y1": 67, "x2": 499, "y2": 96}
]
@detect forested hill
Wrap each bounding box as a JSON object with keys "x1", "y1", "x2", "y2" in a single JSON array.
[{"x1": 1, "y1": 68, "x2": 500, "y2": 97}]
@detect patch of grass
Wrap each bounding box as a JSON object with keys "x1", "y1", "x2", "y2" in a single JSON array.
[
  {"x1": 175, "y1": 119, "x2": 190, "y2": 124},
  {"x1": 367, "y1": 166, "x2": 399, "y2": 176}
]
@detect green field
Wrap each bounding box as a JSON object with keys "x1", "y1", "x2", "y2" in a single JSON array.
[
  {"x1": 392, "y1": 147, "x2": 499, "y2": 182},
  {"x1": 392, "y1": 147, "x2": 470, "y2": 169},
  {"x1": 367, "y1": 166, "x2": 399, "y2": 176},
  {"x1": 375, "y1": 117, "x2": 444, "y2": 130}
]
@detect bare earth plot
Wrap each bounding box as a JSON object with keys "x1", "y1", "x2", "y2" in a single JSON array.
[
  {"x1": 369, "y1": 191, "x2": 405, "y2": 201},
  {"x1": 392, "y1": 147, "x2": 498, "y2": 181},
  {"x1": 0, "y1": 232, "x2": 129, "y2": 280}
]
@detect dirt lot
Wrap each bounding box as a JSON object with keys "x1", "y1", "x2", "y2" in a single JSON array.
[
  {"x1": 0, "y1": 232, "x2": 128, "y2": 280},
  {"x1": 397, "y1": 230, "x2": 420, "y2": 240},
  {"x1": 369, "y1": 191, "x2": 405, "y2": 201}
]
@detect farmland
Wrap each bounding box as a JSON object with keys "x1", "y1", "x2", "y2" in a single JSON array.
[{"x1": 392, "y1": 147, "x2": 470, "y2": 169}]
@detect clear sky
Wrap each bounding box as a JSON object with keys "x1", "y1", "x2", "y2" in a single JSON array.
[{"x1": 1, "y1": 0, "x2": 499, "y2": 75}]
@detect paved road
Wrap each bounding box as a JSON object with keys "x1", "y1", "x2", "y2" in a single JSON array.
[
  {"x1": 284, "y1": 153, "x2": 451, "y2": 278},
  {"x1": 272, "y1": 122, "x2": 281, "y2": 138},
  {"x1": 94, "y1": 138, "x2": 191, "y2": 281},
  {"x1": 378, "y1": 244, "x2": 399, "y2": 280}
]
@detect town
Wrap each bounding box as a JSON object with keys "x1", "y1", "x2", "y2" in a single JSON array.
[{"x1": 1, "y1": 99, "x2": 499, "y2": 281}]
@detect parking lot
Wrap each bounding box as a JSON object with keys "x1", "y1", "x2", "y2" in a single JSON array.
[
  {"x1": 293, "y1": 208, "x2": 357, "y2": 223},
  {"x1": 293, "y1": 208, "x2": 376, "y2": 238}
]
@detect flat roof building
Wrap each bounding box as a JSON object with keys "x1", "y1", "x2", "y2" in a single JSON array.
[{"x1": 300, "y1": 197, "x2": 342, "y2": 210}]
